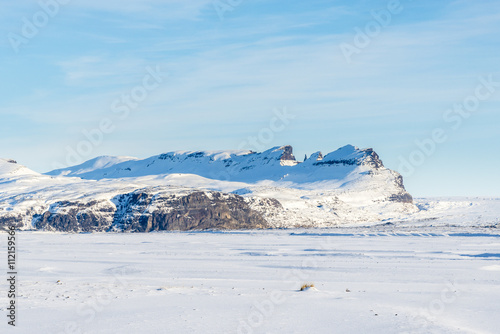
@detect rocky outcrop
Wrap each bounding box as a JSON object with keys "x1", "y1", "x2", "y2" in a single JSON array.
[
  {"x1": 113, "y1": 191, "x2": 268, "y2": 232},
  {"x1": 314, "y1": 147, "x2": 384, "y2": 169},
  {"x1": 389, "y1": 173, "x2": 413, "y2": 203},
  {"x1": 33, "y1": 200, "x2": 116, "y2": 232},
  {"x1": 362, "y1": 149, "x2": 384, "y2": 169},
  {"x1": 278, "y1": 145, "x2": 296, "y2": 163},
  {"x1": 0, "y1": 214, "x2": 24, "y2": 229},
  {"x1": 389, "y1": 193, "x2": 413, "y2": 203},
  {"x1": 28, "y1": 190, "x2": 269, "y2": 232}
]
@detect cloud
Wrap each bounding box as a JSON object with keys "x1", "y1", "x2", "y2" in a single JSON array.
[{"x1": 57, "y1": 56, "x2": 147, "y2": 86}]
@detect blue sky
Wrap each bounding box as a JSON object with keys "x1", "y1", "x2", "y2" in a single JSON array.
[{"x1": 1, "y1": 0, "x2": 499, "y2": 197}]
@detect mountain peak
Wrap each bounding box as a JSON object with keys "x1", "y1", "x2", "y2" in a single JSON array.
[
  {"x1": 267, "y1": 145, "x2": 297, "y2": 165},
  {"x1": 315, "y1": 145, "x2": 383, "y2": 168},
  {"x1": 48, "y1": 155, "x2": 139, "y2": 176}
]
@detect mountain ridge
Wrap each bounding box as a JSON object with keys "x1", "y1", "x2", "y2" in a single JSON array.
[{"x1": 45, "y1": 144, "x2": 389, "y2": 184}]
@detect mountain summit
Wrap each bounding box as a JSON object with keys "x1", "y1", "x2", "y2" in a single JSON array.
[{"x1": 46, "y1": 145, "x2": 390, "y2": 184}]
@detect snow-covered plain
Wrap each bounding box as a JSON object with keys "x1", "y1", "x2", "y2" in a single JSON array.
[{"x1": 1, "y1": 218, "x2": 499, "y2": 334}]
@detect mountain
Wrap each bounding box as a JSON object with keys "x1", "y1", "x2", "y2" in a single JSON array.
[
  {"x1": 46, "y1": 145, "x2": 396, "y2": 184},
  {"x1": 1, "y1": 145, "x2": 416, "y2": 232},
  {"x1": 48, "y1": 155, "x2": 138, "y2": 177},
  {"x1": 0, "y1": 158, "x2": 40, "y2": 178}
]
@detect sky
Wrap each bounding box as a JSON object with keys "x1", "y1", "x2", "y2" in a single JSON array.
[{"x1": 1, "y1": 0, "x2": 499, "y2": 197}]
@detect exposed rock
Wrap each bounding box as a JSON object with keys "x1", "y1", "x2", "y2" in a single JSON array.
[
  {"x1": 117, "y1": 191, "x2": 268, "y2": 232},
  {"x1": 29, "y1": 191, "x2": 269, "y2": 232},
  {"x1": 390, "y1": 173, "x2": 413, "y2": 203},
  {"x1": 314, "y1": 147, "x2": 383, "y2": 168},
  {"x1": 0, "y1": 215, "x2": 24, "y2": 229},
  {"x1": 278, "y1": 145, "x2": 296, "y2": 163},
  {"x1": 389, "y1": 193, "x2": 413, "y2": 204},
  {"x1": 33, "y1": 200, "x2": 115, "y2": 232},
  {"x1": 362, "y1": 148, "x2": 384, "y2": 169}
]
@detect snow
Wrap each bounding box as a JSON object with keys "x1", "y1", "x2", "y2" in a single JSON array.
[
  {"x1": 320, "y1": 144, "x2": 363, "y2": 162},
  {"x1": 42, "y1": 145, "x2": 371, "y2": 184},
  {"x1": 1, "y1": 227, "x2": 499, "y2": 333},
  {"x1": 47, "y1": 156, "x2": 139, "y2": 177},
  {"x1": 0, "y1": 158, "x2": 40, "y2": 178}
]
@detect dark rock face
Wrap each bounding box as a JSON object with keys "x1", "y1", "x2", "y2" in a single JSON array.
[
  {"x1": 389, "y1": 193, "x2": 413, "y2": 203},
  {"x1": 389, "y1": 174, "x2": 413, "y2": 203},
  {"x1": 33, "y1": 200, "x2": 115, "y2": 232},
  {"x1": 362, "y1": 149, "x2": 384, "y2": 169},
  {"x1": 313, "y1": 159, "x2": 359, "y2": 167},
  {"x1": 0, "y1": 215, "x2": 23, "y2": 229},
  {"x1": 28, "y1": 191, "x2": 269, "y2": 232},
  {"x1": 278, "y1": 145, "x2": 296, "y2": 162},
  {"x1": 114, "y1": 191, "x2": 268, "y2": 232}
]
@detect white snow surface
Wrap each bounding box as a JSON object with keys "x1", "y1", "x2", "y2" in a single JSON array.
[{"x1": 0, "y1": 228, "x2": 499, "y2": 333}]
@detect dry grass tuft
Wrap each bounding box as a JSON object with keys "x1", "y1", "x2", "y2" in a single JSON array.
[{"x1": 299, "y1": 283, "x2": 315, "y2": 291}]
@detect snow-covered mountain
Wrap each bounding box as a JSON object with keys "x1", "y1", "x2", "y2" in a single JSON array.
[
  {"x1": 1, "y1": 145, "x2": 417, "y2": 231},
  {"x1": 47, "y1": 145, "x2": 387, "y2": 184}
]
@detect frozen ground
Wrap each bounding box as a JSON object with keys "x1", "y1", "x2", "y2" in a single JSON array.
[{"x1": 1, "y1": 222, "x2": 499, "y2": 333}]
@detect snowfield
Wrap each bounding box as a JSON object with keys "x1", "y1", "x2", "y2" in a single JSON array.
[{"x1": 1, "y1": 220, "x2": 499, "y2": 334}]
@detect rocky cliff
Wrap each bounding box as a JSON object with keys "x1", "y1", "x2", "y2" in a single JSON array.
[{"x1": 28, "y1": 191, "x2": 270, "y2": 232}]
